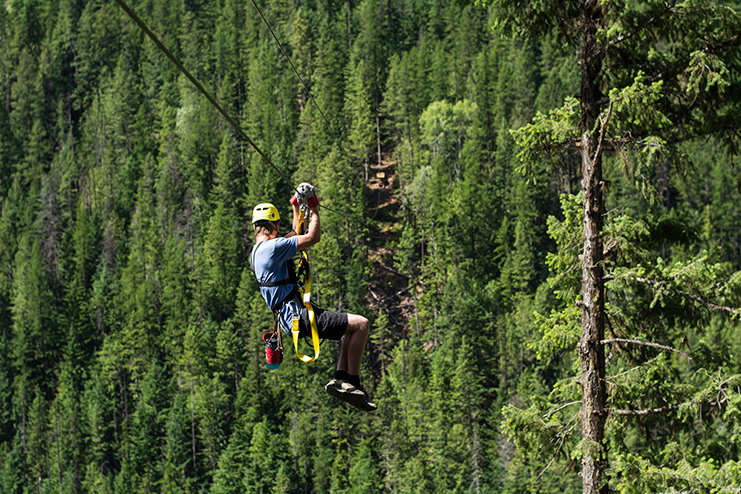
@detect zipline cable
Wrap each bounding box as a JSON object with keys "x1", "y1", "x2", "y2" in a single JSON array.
[
  {"x1": 113, "y1": 0, "x2": 299, "y2": 194},
  {"x1": 248, "y1": 2, "x2": 367, "y2": 218},
  {"x1": 249, "y1": 0, "x2": 339, "y2": 138}
]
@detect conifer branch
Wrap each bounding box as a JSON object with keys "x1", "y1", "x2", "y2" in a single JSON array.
[
  {"x1": 605, "y1": 1, "x2": 676, "y2": 51},
  {"x1": 606, "y1": 356, "x2": 662, "y2": 381},
  {"x1": 537, "y1": 410, "x2": 579, "y2": 482},
  {"x1": 631, "y1": 277, "x2": 739, "y2": 315},
  {"x1": 601, "y1": 338, "x2": 691, "y2": 360},
  {"x1": 611, "y1": 389, "x2": 736, "y2": 417}
]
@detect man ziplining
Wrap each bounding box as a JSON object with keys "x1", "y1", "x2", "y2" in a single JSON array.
[
  {"x1": 111, "y1": 0, "x2": 375, "y2": 410},
  {"x1": 250, "y1": 184, "x2": 377, "y2": 412}
]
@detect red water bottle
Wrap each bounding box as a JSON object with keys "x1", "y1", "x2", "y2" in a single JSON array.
[{"x1": 262, "y1": 332, "x2": 282, "y2": 370}]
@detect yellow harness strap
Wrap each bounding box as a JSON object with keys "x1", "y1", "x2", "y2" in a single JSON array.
[{"x1": 291, "y1": 208, "x2": 320, "y2": 363}]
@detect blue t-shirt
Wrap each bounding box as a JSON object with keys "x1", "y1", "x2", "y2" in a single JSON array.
[{"x1": 251, "y1": 236, "x2": 300, "y2": 334}]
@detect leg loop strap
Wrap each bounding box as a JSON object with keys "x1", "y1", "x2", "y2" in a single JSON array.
[{"x1": 292, "y1": 250, "x2": 320, "y2": 363}]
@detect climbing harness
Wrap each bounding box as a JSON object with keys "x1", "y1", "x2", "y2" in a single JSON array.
[
  {"x1": 290, "y1": 201, "x2": 321, "y2": 363},
  {"x1": 250, "y1": 198, "x2": 321, "y2": 367}
]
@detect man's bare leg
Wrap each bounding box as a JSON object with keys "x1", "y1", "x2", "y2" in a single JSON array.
[
  {"x1": 326, "y1": 314, "x2": 376, "y2": 411},
  {"x1": 336, "y1": 314, "x2": 369, "y2": 375}
]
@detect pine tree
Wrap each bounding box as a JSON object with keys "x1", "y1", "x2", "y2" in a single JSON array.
[
  {"x1": 197, "y1": 131, "x2": 244, "y2": 321},
  {"x1": 25, "y1": 388, "x2": 51, "y2": 493},
  {"x1": 0, "y1": 433, "x2": 27, "y2": 494},
  {"x1": 209, "y1": 421, "x2": 248, "y2": 494},
  {"x1": 83, "y1": 364, "x2": 117, "y2": 491},
  {"x1": 243, "y1": 418, "x2": 289, "y2": 494},
  {"x1": 130, "y1": 361, "x2": 171, "y2": 491},
  {"x1": 347, "y1": 439, "x2": 382, "y2": 494},
  {"x1": 486, "y1": 1, "x2": 741, "y2": 491},
  {"x1": 345, "y1": 57, "x2": 376, "y2": 182},
  {"x1": 305, "y1": 17, "x2": 348, "y2": 156},
  {"x1": 176, "y1": 79, "x2": 220, "y2": 203},
  {"x1": 448, "y1": 4, "x2": 485, "y2": 102},
  {"x1": 161, "y1": 390, "x2": 196, "y2": 493},
  {"x1": 11, "y1": 233, "x2": 60, "y2": 402},
  {"x1": 48, "y1": 356, "x2": 85, "y2": 494},
  {"x1": 0, "y1": 104, "x2": 20, "y2": 198},
  {"x1": 375, "y1": 339, "x2": 429, "y2": 492},
  {"x1": 117, "y1": 157, "x2": 163, "y2": 378}
]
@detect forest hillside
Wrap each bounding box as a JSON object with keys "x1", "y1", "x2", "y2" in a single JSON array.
[{"x1": 1, "y1": 0, "x2": 740, "y2": 493}]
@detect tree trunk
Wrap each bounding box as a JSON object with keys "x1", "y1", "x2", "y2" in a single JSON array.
[
  {"x1": 579, "y1": 2, "x2": 607, "y2": 493},
  {"x1": 376, "y1": 111, "x2": 382, "y2": 169},
  {"x1": 579, "y1": 132, "x2": 607, "y2": 494}
]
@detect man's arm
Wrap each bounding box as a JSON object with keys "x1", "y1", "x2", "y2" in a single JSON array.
[
  {"x1": 283, "y1": 202, "x2": 300, "y2": 239},
  {"x1": 292, "y1": 201, "x2": 300, "y2": 235},
  {"x1": 295, "y1": 205, "x2": 320, "y2": 251}
]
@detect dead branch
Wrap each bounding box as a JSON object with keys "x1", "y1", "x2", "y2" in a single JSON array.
[
  {"x1": 380, "y1": 263, "x2": 412, "y2": 280},
  {"x1": 608, "y1": 137, "x2": 637, "y2": 176},
  {"x1": 610, "y1": 404, "x2": 679, "y2": 416},
  {"x1": 546, "y1": 401, "x2": 582, "y2": 417},
  {"x1": 594, "y1": 99, "x2": 614, "y2": 163},
  {"x1": 601, "y1": 338, "x2": 692, "y2": 360}
]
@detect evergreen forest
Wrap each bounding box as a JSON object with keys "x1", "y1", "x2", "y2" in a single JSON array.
[{"x1": 1, "y1": 0, "x2": 741, "y2": 492}]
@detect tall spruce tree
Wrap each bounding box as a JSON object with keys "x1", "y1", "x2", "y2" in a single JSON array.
[{"x1": 483, "y1": 0, "x2": 741, "y2": 492}]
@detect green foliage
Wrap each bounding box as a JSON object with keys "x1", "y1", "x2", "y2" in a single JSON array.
[
  {"x1": 511, "y1": 97, "x2": 580, "y2": 175},
  {"x1": 0, "y1": 0, "x2": 739, "y2": 493},
  {"x1": 612, "y1": 452, "x2": 741, "y2": 494}
]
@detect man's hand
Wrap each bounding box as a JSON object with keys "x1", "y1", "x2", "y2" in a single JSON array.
[{"x1": 290, "y1": 182, "x2": 319, "y2": 207}]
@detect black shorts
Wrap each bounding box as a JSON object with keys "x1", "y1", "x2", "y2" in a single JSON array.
[{"x1": 296, "y1": 303, "x2": 348, "y2": 341}]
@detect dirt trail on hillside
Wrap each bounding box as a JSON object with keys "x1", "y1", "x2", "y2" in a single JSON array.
[{"x1": 365, "y1": 157, "x2": 419, "y2": 341}]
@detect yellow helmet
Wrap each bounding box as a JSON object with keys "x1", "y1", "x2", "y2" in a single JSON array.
[{"x1": 252, "y1": 203, "x2": 280, "y2": 223}]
